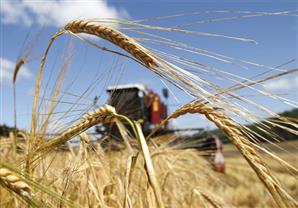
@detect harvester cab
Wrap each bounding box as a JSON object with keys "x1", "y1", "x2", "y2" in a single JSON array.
[{"x1": 95, "y1": 84, "x2": 168, "y2": 136}]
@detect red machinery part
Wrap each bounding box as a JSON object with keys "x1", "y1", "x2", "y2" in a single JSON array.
[
  {"x1": 151, "y1": 95, "x2": 161, "y2": 124},
  {"x1": 145, "y1": 91, "x2": 167, "y2": 125}
]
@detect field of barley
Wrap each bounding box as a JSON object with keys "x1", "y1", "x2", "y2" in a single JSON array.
[
  {"x1": 1, "y1": 8, "x2": 298, "y2": 208},
  {"x1": 223, "y1": 141, "x2": 298, "y2": 207},
  {"x1": 1, "y1": 137, "x2": 297, "y2": 207}
]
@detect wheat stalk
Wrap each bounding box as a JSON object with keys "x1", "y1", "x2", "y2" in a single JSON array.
[
  {"x1": 153, "y1": 100, "x2": 297, "y2": 208},
  {"x1": 30, "y1": 30, "x2": 64, "y2": 149},
  {"x1": 114, "y1": 118, "x2": 133, "y2": 153},
  {"x1": 193, "y1": 187, "x2": 227, "y2": 208},
  {"x1": 123, "y1": 154, "x2": 134, "y2": 208},
  {"x1": 135, "y1": 122, "x2": 164, "y2": 208},
  {"x1": 12, "y1": 58, "x2": 27, "y2": 154}
]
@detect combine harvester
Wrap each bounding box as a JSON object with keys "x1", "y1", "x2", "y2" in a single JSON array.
[
  {"x1": 95, "y1": 84, "x2": 168, "y2": 136},
  {"x1": 94, "y1": 84, "x2": 225, "y2": 172}
]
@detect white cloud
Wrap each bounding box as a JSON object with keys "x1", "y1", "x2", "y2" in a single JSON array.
[
  {"x1": 263, "y1": 74, "x2": 298, "y2": 92},
  {"x1": 0, "y1": 57, "x2": 32, "y2": 85},
  {"x1": 1, "y1": 0, "x2": 32, "y2": 25},
  {"x1": 0, "y1": 0, "x2": 128, "y2": 27}
]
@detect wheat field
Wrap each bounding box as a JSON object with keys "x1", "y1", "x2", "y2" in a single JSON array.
[{"x1": 0, "y1": 138, "x2": 297, "y2": 207}]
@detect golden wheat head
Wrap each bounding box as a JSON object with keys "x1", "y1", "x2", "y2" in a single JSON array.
[
  {"x1": 0, "y1": 167, "x2": 31, "y2": 199},
  {"x1": 64, "y1": 20, "x2": 158, "y2": 68}
]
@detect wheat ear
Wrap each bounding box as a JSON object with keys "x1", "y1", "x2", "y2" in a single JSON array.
[
  {"x1": 36, "y1": 105, "x2": 116, "y2": 153},
  {"x1": 158, "y1": 101, "x2": 297, "y2": 208},
  {"x1": 64, "y1": 20, "x2": 158, "y2": 68},
  {"x1": 26, "y1": 105, "x2": 117, "y2": 168},
  {"x1": 13, "y1": 58, "x2": 26, "y2": 84},
  {"x1": 0, "y1": 167, "x2": 32, "y2": 202}
]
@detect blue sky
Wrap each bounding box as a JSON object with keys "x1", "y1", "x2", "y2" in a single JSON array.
[{"x1": 1, "y1": 0, "x2": 297, "y2": 131}]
